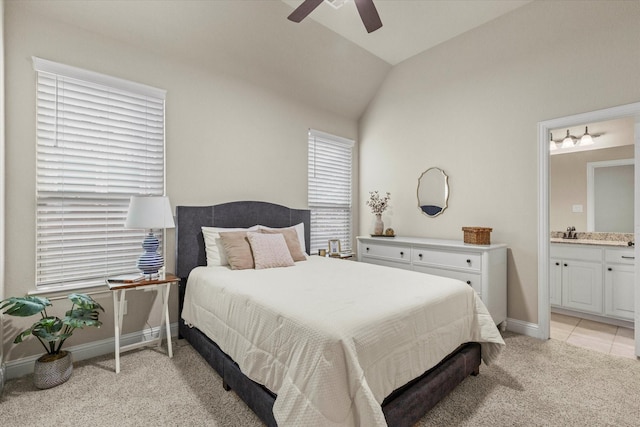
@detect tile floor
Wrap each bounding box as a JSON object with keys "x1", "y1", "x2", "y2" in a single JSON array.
[{"x1": 550, "y1": 312, "x2": 637, "y2": 359}]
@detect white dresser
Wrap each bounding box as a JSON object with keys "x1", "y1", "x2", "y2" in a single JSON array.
[{"x1": 357, "y1": 236, "x2": 507, "y2": 328}]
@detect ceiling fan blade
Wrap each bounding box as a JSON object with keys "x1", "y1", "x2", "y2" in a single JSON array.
[
  {"x1": 288, "y1": 0, "x2": 325, "y2": 23},
  {"x1": 354, "y1": 0, "x2": 382, "y2": 33}
]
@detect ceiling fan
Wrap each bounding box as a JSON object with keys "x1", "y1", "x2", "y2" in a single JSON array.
[{"x1": 288, "y1": 0, "x2": 383, "y2": 33}]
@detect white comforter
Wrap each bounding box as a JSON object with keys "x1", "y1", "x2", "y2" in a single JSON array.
[{"x1": 182, "y1": 256, "x2": 504, "y2": 427}]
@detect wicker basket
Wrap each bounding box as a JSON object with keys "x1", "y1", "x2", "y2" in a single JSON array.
[{"x1": 462, "y1": 227, "x2": 492, "y2": 245}]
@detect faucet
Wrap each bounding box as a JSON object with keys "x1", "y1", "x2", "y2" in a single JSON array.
[{"x1": 564, "y1": 226, "x2": 577, "y2": 239}]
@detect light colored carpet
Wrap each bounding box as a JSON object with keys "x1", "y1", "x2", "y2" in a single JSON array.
[{"x1": 1, "y1": 332, "x2": 639, "y2": 426}]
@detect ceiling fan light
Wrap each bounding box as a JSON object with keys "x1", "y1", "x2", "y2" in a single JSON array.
[{"x1": 325, "y1": 0, "x2": 348, "y2": 9}]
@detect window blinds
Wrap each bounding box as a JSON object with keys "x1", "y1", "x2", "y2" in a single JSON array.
[
  {"x1": 308, "y1": 129, "x2": 354, "y2": 253},
  {"x1": 34, "y1": 58, "x2": 166, "y2": 289}
]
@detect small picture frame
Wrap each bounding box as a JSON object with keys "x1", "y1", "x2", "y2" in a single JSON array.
[{"x1": 328, "y1": 239, "x2": 341, "y2": 256}]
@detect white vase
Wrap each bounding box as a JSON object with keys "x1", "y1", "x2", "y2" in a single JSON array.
[{"x1": 374, "y1": 214, "x2": 384, "y2": 235}]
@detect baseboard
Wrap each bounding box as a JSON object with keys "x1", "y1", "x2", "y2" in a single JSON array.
[
  {"x1": 5, "y1": 322, "x2": 179, "y2": 381},
  {"x1": 0, "y1": 362, "x2": 6, "y2": 394},
  {"x1": 505, "y1": 317, "x2": 543, "y2": 339}
]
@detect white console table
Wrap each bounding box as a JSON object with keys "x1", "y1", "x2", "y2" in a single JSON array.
[{"x1": 357, "y1": 236, "x2": 507, "y2": 328}]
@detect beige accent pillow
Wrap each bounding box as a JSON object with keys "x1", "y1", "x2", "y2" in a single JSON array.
[
  {"x1": 258, "y1": 223, "x2": 307, "y2": 257},
  {"x1": 218, "y1": 231, "x2": 254, "y2": 270},
  {"x1": 202, "y1": 226, "x2": 259, "y2": 266},
  {"x1": 246, "y1": 232, "x2": 295, "y2": 270},
  {"x1": 259, "y1": 228, "x2": 306, "y2": 262}
]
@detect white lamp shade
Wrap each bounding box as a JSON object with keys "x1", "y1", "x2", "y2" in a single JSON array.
[
  {"x1": 580, "y1": 134, "x2": 594, "y2": 146},
  {"x1": 125, "y1": 196, "x2": 175, "y2": 229},
  {"x1": 580, "y1": 127, "x2": 594, "y2": 146}
]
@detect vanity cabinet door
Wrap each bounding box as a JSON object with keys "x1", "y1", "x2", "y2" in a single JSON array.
[
  {"x1": 550, "y1": 258, "x2": 563, "y2": 306},
  {"x1": 561, "y1": 260, "x2": 603, "y2": 314},
  {"x1": 604, "y1": 263, "x2": 634, "y2": 320}
]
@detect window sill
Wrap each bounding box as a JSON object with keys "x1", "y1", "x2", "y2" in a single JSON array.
[{"x1": 28, "y1": 283, "x2": 110, "y2": 300}]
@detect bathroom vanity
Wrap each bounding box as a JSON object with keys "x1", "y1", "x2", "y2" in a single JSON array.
[{"x1": 550, "y1": 239, "x2": 634, "y2": 324}]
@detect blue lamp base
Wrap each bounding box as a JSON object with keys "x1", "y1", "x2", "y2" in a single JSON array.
[{"x1": 137, "y1": 231, "x2": 164, "y2": 276}]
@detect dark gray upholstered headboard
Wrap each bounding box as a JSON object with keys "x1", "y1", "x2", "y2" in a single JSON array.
[{"x1": 175, "y1": 201, "x2": 311, "y2": 279}]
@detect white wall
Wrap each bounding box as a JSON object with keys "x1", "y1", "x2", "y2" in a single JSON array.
[
  {"x1": 3, "y1": 4, "x2": 358, "y2": 362},
  {"x1": 359, "y1": 1, "x2": 640, "y2": 324}
]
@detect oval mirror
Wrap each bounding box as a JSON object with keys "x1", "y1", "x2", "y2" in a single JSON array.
[{"x1": 417, "y1": 167, "x2": 449, "y2": 217}]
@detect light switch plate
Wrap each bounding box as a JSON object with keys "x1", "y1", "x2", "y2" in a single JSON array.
[{"x1": 572, "y1": 204, "x2": 583, "y2": 213}]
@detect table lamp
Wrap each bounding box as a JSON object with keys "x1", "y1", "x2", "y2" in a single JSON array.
[{"x1": 125, "y1": 196, "x2": 175, "y2": 277}]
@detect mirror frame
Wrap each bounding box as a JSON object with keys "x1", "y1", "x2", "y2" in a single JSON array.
[{"x1": 417, "y1": 167, "x2": 449, "y2": 218}]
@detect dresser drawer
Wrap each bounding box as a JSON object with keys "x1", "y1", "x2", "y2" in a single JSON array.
[
  {"x1": 360, "y1": 243, "x2": 411, "y2": 264},
  {"x1": 413, "y1": 265, "x2": 482, "y2": 295},
  {"x1": 360, "y1": 256, "x2": 413, "y2": 271},
  {"x1": 412, "y1": 249, "x2": 481, "y2": 271},
  {"x1": 604, "y1": 248, "x2": 635, "y2": 265}
]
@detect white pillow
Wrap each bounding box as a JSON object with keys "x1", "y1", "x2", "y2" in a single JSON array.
[
  {"x1": 246, "y1": 232, "x2": 295, "y2": 270},
  {"x1": 202, "y1": 225, "x2": 259, "y2": 266},
  {"x1": 258, "y1": 223, "x2": 307, "y2": 257}
]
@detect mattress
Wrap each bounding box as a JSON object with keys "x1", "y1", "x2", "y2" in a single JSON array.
[{"x1": 182, "y1": 256, "x2": 504, "y2": 427}]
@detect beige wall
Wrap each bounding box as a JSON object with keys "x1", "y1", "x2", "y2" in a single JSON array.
[
  {"x1": 1, "y1": 0, "x2": 5, "y2": 374},
  {"x1": 359, "y1": 1, "x2": 640, "y2": 324},
  {"x1": 3, "y1": 5, "x2": 358, "y2": 361},
  {"x1": 550, "y1": 145, "x2": 634, "y2": 232}
]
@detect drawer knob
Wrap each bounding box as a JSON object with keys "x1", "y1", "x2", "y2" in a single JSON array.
[
  {"x1": 466, "y1": 280, "x2": 471, "y2": 285},
  {"x1": 466, "y1": 259, "x2": 471, "y2": 264},
  {"x1": 555, "y1": 262, "x2": 560, "y2": 266},
  {"x1": 400, "y1": 251, "x2": 404, "y2": 256},
  {"x1": 418, "y1": 253, "x2": 423, "y2": 259},
  {"x1": 564, "y1": 263, "x2": 568, "y2": 267},
  {"x1": 608, "y1": 267, "x2": 613, "y2": 271},
  {"x1": 366, "y1": 247, "x2": 369, "y2": 252}
]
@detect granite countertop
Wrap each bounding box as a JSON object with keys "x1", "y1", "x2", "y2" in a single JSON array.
[
  {"x1": 550, "y1": 237, "x2": 631, "y2": 247},
  {"x1": 550, "y1": 231, "x2": 634, "y2": 248}
]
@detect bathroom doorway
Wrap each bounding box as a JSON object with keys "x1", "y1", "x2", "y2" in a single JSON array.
[{"x1": 538, "y1": 101, "x2": 640, "y2": 357}]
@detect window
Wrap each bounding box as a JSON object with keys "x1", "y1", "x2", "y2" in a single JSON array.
[
  {"x1": 307, "y1": 129, "x2": 354, "y2": 254},
  {"x1": 34, "y1": 58, "x2": 166, "y2": 290}
]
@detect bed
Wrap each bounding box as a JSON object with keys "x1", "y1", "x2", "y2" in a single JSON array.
[{"x1": 176, "y1": 201, "x2": 504, "y2": 427}]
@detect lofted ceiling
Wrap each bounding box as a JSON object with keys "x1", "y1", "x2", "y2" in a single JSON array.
[
  {"x1": 282, "y1": 0, "x2": 532, "y2": 65},
  {"x1": 13, "y1": 0, "x2": 531, "y2": 119}
]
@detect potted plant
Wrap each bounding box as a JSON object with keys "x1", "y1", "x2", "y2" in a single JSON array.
[{"x1": 0, "y1": 293, "x2": 104, "y2": 389}]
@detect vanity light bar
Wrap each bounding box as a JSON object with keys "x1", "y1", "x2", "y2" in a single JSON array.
[{"x1": 549, "y1": 126, "x2": 603, "y2": 150}]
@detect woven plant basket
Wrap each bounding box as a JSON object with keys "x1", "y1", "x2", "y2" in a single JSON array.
[{"x1": 33, "y1": 350, "x2": 73, "y2": 389}]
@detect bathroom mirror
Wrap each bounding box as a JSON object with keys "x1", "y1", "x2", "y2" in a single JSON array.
[
  {"x1": 549, "y1": 135, "x2": 634, "y2": 234},
  {"x1": 417, "y1": 167, "x2": 449, "y2": 217},
  {"x1": 587, "y1": 159, "x2": 634, "y2": 232}
]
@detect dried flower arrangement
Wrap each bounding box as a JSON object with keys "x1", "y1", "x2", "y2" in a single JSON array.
[{"x1": 366, "y1": 191, "x2": 391, "y2": 215}]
